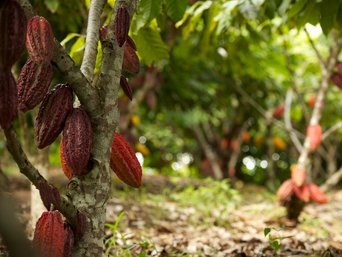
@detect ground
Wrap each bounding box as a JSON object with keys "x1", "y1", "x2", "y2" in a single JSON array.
[{"x1": 3, "y1": 171, "x2": 342, "y2": 257}]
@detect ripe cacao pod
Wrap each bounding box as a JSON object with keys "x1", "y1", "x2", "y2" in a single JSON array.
[
  {"x1": 60, "y1": 138, "x2": 73, "y2": 180},
  {"x1": 26, "y1": 16, "x2": 55, "y2": 63},
  {"x1": 337, "y1": 61, "x2": 342, "y2": 74},
  {"x1": 308, "y1": 183, "x2": 328, "y2": 204},
  {"x1": 110, "y1": 132, "x2": 142, "y2": 188},
  {"x1": 122, "y1": 43, "x2": 139, "y2": 74},
  {"x1": 306, "y1": 124, "x2": 322, "y2": 150},
  {"x1": 33, "y1": 210, "x2": 74, "y2": 257},
  {"x1": 17, "y1": 59, "x2": 53, "y2": 112},
  {"x1": 115, "y1": 7, "x2": 130, "y2": 47},
  {"x1": 0, "y1": 0, "x2": 27, "y2": 69},
  {"x1": 277, "y1": 179, "x2": 293, "y2": 201},
  {"x1": 75, "y1": 211, "x2": 87, "y2": 242},
  {"x1": 273, "y1": 105, "x2": 284, "y2": 119},
  {"x1": 0, "y1": 71, "x2": 17, "y2": 130},
  {"x1": 126, "y1": 36, "x2": 136, "y2": 50},
  {"x1": 37, "y1": 181, "x2": 61, "y2": 210},
  {"x1": 331, "y1": 72, "x2": 342, "y2": 90},
  {"x1": 291, "y1": 164, "x2": 306, "y2": 187},
  {"x1": 293, "y1": 184, "x2": 310, "y2": 202},
  {"x1": 307, "y1": 95, "x2": 316, "y2": 108},
  {"x1": 35, "y1": 84, "x2": 73, "y2": 149},
  {"x1": 120, "y1": 75, "x2": 132, "y2": 100},
  {"x1": 62, "y1": 108, "x2": 92, "y2": 176},
  {"x1": 272, "y1": 136, "x2": 286, "y2": 150}
]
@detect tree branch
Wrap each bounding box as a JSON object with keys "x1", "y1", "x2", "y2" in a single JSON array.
[
  {"x1": 322, "y1": 121, "x2": 342, "y2": 141},
  {"x1": 304, "y1": 26, "x2": 326, "y2": 68},
  {"x1": 81, "y1": 0, "x2": 106, "y2": 81}
]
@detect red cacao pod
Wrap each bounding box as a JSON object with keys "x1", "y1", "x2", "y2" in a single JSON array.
[
  {"x1": 308, "y1": 183, "x2": 328, "y2": 204},
  {"x1": 0, "y1": 0, "x2": 27, "y2": 69},
  {"x1": 293, "y1": 184, "x2": 310, "y2": 202},
  {"x1": 35, "y1": 84, "x2": 73, "y2": 149},
  {"x1": 60, "y1": 138, "x2": 73, "y2": 180},
  {"x1": 17, "y1": 59, "x2": 53, "y2": 112},
  {"x1": 33, "y1": 210, "x2": 74, "y2": 257},
  {"x1": 273, "y1": 105, "x2": 284, "y2": 119},
  {"x1": 331, "y1": 72, "x2": 342, "y2": 90},
  {"x1": 120, "y1": 75, "x2": 133, "y2": 100},
  {"x1": 126, "y1": 36, "x2": 136, "y2": 50},
  {"x1": 122, "y1": 43, "x2": 139, "y2": 74},
  {"x1": 0, "y1": 70, "x2": 17, "y2": 130},
  {"x1": 110, "y1": 133, "x2": 142, "y2": 188},
  {"x1": 37, "y1": 181, "x2": 61, "y2": 210},
  {"x1": 307, "y1": 95, "x2": 316, "y2": 108},
  {"x1": 277, "y1": 179, "x2": 293, "y2": 201},
  {"x1": 62, "y1": 108, "x2": 92, "y2": 176},
  {"x1": 291, "y1": 164, "x2": 306, "y2": 187},
  {"x1": 115, "y1": 7, "x2": 130, "y2": 47},
  {"x1": 337, "y1": 61, "x2": 342, "y2": 74},
  {"x1": 75, "y1": 211, "x2": 87, "y2": 242},
  {"x1": 26, "y1": 16, "x2": 55, "y2": 63},
  {"x1": 306, "y1": 124, "x2": 322, "y2": 150}
]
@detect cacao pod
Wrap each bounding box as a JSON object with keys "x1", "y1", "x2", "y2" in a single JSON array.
[
  {"x1": 293, "y1": 184, "x2": 310, "y2": 202},
  {"x1": 75, "y1": 211, "x2": 87, "y2": 242},
  {"x1": 33, "y1": 210, "x2": 74, "y2": 257},
  {"x1": 273, "y1": 105, "x2": 284, "y2": 119},
  {"x1": 37, "y1": 181, "x2": 61, "y2": 210},
  {"x1": 308, "y1": 183, "x2": 328, "y2": 204},
  {"x1": 291, "y1": 164, "x2": 306, "y2": 187},
  {"x1": 17, "y1": 59, "x2": 53, "y2": 112},
  {"x1": 114, "y1": 7, "x2": 130, "y2": 47},
  {"x1": 337, "y1": 61, "x2": 342, "y2": 74},
  {"x1": 122, "y1": 43, "x2": 139, "y2": 74},
  {"x1": 35, "y1": 84, "x2": 73, "y2": 149},
  {"x1": 0, "y1": 70, "x2": 17, "y2": 130},
  {"x1": 277, "y1": 179, "x2": 293, "y2": 201},
  {"x1": 306, "y1": 124, "x2": 322, "y2": 150},
  {"x1": 26, "y1": 16, "x2": 55, "y2": 63},
  {"x1": 110, "y1": 132, "x2": 142, "y2": 188},
  {"x1": 59, "y1": 138, "x2": 73, "y2": 180},
  {"x1": 0, "y1": 0, "x2": 27, "y2": 69},
  {"x1": 331, "y1": 72, "x2": 342, "y2": 90},
  {"x1": 272, "y1": 136, "x2": 286, "y2": 150},
  {"x1": 126, "y1": 36, "x2": 136, "y2": 50},
  {"x1": 62, "y1": 108, "x2": 92, "y2": 176},
  {"x1": 307, "y1": 95, "x2": 316, "y2": 108},
  {"x1": 120, "y1": 75, "x2": 132, "y2": 100}
]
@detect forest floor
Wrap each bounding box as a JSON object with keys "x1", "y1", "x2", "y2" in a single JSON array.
[{"x1": 4, "y1": 171, "x2": 342, "y2": 257}]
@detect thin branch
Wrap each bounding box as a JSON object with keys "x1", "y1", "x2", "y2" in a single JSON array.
[
  {"x1": 4, "y1": 127, "x2": 79, "y2": 226},
  {"x1": 81, "y1": 0, "x2": 106, "y2": 81},
  {"x1": 284, "y1": 89, "x2": 303, "y2": 152},
  {"x1": 322, "y1": 121, "x2": 342, "y2": 141},
  {"x1": 304, "y1": 26, "x2": 325, "y2": 68},
  {"x1": 321, "y1": 166, "x2": 342, "y2": 192}
]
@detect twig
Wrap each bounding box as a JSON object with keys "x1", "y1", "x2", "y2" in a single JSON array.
[
  {"x1": 304, "y1": 26, "x2": 326, "y2": 68},
  {"x1": 284, "y1": 89, "x2": 303, "y2": 152},
  {"x1": 321, "y1": 166, "x2": 342, "y2": 192},
  {"x1": 322, "y1": 121, "x2": 342, "y2": 141},
  {"x1": 81, "y1": 0, "x2": 106, "y2": 81}
]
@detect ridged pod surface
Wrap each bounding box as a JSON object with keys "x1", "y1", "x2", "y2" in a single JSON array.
[
  {"x1": 122, "y1": 43, "x2": 139, "y2": 74},
  {"x1": 33, "y1": 211, "x2": 74, "y2": 257},
  {"x1": 17, "y1": 59, "x2": 53, "y2": 112},
  {"x1": 306, "y1": 124, "x2": 322, "y2": 150},
  {"x1": 115, "y1": 7, "x2": 130, "y2": 47},
  {"x1": 62, "y1": 108, "x2": 92, "y2": 176},
  {"x1": 0, "y1": 0, "x2": 27, "y2": 69},
  {"x1": 0, "y1": 71, "x2": 17, "y2": 129},
  {"x1": 120, "y1": 75, "x2": 133, "y2": 100},
  {"x1": 60, "y1": 138, "x2": 73, "y2": 180},
  {"x1": 276, "y1": 179, "x2": 293, "y2": 202},
  {"x1": 37, "y1": 182, "x2": 61, "y2": 210},
  {"x1": 35, "y1": 84, "x2": 73, "y2": 149},
  {"x1": 110, "y1": 133, "x2": 142, "y2": 188},
  {"x1": 26, "y1": 16, "x2": 55, "y2": 63}
]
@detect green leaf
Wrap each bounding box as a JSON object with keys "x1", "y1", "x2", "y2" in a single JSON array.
[
  {"x1": 319, "y1": 0, "x2": 338, "y2": 35},
  {"x1": 296, "y1": 1, "x2": 320, "y2": 28},
  {"x1": 164, "y1": 0, "x2": 188, "y2": 21},
  {"x1": 134, "y1": 27, "x2": 169, "y2": 65},
  {"x1": 270, "y1": 240, "x2": 281, "y2": 250},
  {"x1": 264, "y1": 227, "x2": 271, "y2": 236},
  {"x1": 69, "y1": 36, "x2": 85, "y2": 65},
  {"x1": 137, "y1": 0, "x2": 162, "y2": 26},
  {"x1": 44, "y1": 0, "x2": 59, "y2": 13},
  {"x1": 287, "y1": 0, "x2": 308, "y2": 18},
  {"x1": 60, "y1": 33, "x2": 82, "y2": 47}
]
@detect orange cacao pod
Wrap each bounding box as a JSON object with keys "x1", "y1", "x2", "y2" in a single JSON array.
[
  {"x1": 307, "y1": 95, "x2": 316, "y2": 108},
  {"x1": 331, "y1": 72, "x2": 342, "y2": 89},
  {"x1": 276, "y1": 179, "x2": 293, "y2": 201},
  {"x1": 110, "y1": 133, "x2": 142, "y2": 188},
  {"x1": 0, "y1": 71, "x2": 17, "y2": 129},
  {"x1": 122, "y1": 43, "x2": 139, "y2": 74},
  {"x1": 33, "y1": 210, "x2": 74, "y2": 257},
  {"x1": 308, "y1": 183, "x2": 328, "y2": 204},
  {"x1": 26, "y1": 16, "x2": 55, "y2": 63},
  {"x1": 17, "y1": 59, "x2": 53, "y2": 112},
  {"x1": 306, "y1": 124, "x2": 322, "y2": 150},
  {"x1": 293, "y1": 184, "x2": 310, "y2": 202},
  {"x1": 291, "y1": 164, "x2": 306, "y2": 187},
  {"x1": 62, "y1": 108, "x2": 92, "y2": 176},
  {"x1": 120, "y1": 75, "x2": 132, "y2": 100},
  {"x1": 273, "y1": 105, "x2": 284, "y2": 119},
  {"x1": 0, "y1": 0, "x2": 27, "y2": 69},
  {"x1": 115, "y1": 7, "x2": 130, "y2": 47},
  {"x1": 35, "y1": 84, "x2": 73, "y2": 149}
]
